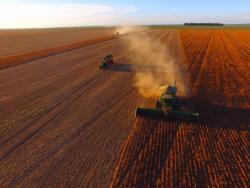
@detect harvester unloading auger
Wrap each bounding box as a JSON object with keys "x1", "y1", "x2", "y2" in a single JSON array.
[{"x1": 136, "y1": 83, "x2": 199, "y2": 120}]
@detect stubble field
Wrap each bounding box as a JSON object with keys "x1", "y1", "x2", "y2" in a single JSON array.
[{"x1": 0, "y1": 28, "x2": 249, "y2": 187}]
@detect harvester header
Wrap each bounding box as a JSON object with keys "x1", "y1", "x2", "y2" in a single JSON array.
[{"x1": 136, "y1": 84, "x2": 199, "y2": 121}]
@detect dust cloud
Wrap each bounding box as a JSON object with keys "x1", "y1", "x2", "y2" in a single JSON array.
[
  {"x1": 116, "y1": 25, "x2": 145, "y2": 35},
  {"x1": 116, "y1": 25, "x2": 135, "y2": 35},
  {"x1": 116, "y1": 26, "x2": 189, "y2": 99}
]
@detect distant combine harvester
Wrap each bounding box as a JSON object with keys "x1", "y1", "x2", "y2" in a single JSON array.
[{"x1": 184, "y1": 23, "x2": 224, "y2": 26}]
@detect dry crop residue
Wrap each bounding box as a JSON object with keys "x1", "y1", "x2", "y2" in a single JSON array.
[
  {"x1": 110, "y1": 29, "x2": 250, "y2": 188},
  {"x1": 180, "y1": 29, "x2": 250, "y2": 109},
  {"x1": 0, "y1": 29, "x2": 176, "y2": 187},
  {"x1": 0, "y1": 29, "x2": 249, "y2": 187},
  {"x1": 110, "y1": 118, "x2": 249, "y2": 188}
]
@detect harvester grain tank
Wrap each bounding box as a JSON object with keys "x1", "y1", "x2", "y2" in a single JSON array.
[{"x1": 136, "y1": 84, "x2": 199, "y2": 120}]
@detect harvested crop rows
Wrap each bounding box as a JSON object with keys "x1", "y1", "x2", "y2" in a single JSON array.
[
  {"x1": 0, "y1": 29, "x2": 114, "y2": 57},
  {"x1": 0, "y1": 29, "x2": 249, "y2": 187},
  {"x1": 0, "y1": 29, "x2": 177, "y2": 187},
  {"x1": 110, "y1": 29, "x2": 250, "y2": 187},
  {"x1": 0, "y1": 35, "x2": 117, "y2": 70}
]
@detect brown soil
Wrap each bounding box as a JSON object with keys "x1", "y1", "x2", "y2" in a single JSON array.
[
  {"x1": 0, "y1": 29, "x2": 173, "y2": 187},
  {"x1": 0, "y1": 35, "x2": 117, "y2": 70},
  {"x1": 0, "y1": 28, "x2": 114, "y2": 57},
  {"x1": 110, "y1": 29, "x2": 250, "y2": 188},
  {"x1": 0, "y1": 29, "x2": 249, "y2": 188}
]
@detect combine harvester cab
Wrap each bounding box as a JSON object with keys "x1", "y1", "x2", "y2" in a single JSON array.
[
  {"x1": 136, "y1": 84, "x2": 199, "y2": 121},
  {"x1": 99, "y1": 54, "x2": 114, "y2": 70}
]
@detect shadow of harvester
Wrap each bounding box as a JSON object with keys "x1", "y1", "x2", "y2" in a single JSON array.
[
  {"x1": 105, "y1": 63, "x2": 170, "y2": 74},
  {"x1": 111, "y1": 102, "x2": 249, "y2": 187},
  {"x1": 111, "y1": 118, "x2": 181, "y2": 187},
  {"x1": 185, "y1": 97, "x2": 249, "y2": 128}
]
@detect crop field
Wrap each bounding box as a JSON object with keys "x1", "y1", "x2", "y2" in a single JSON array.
[
  {"x1": 180, "y1": 29, "x2": 249, "y2": 109},
  {"x1": 0, "y1": 28, "x2": 114, "y2": 57},
  {"x1": 0, "y1": 28, "x2": 115, "y2": 70},
  {"x1": 0, "y1": 28, "x2": 249, "y2": 187},
  {"x1": 111, "y1": 119, "x2": 248, "y2": 187}
]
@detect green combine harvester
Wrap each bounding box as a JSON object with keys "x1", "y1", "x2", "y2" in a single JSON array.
[
  {"x1": 136, "y1": 83, "x2": 199, "y2": 120},
  {"x1": 99, "y1": 54, "x2": 114, "y2": 69}
]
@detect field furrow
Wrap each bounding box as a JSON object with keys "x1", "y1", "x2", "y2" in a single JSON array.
[
  {"x1": 110, "y1": 118, "x2": 249, "y2": 188},
  {"x1": 0, "y1": 28, "x2": 249, "y2": 187}
]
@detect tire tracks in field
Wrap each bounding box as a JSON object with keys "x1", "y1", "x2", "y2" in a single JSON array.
[
  {"x1": 0, "y1": 45, "x2": 133, "y2": 159},
  {"x1": 29, "y1": 76, "x2": 139, "y2": 187},
  {"x1": 0, "y1": 65, "x2": 98, "y2": 138},
  {"x1": 0, "y1": 43, "x2": 123, "y2": 114},
  {"x1": 0, "y1": 35, "x2": 117, "y2": 70},
  {"x1": 5, "y1": 87, "x2": 135, "y2": 188},
  {"x1": 0, "y1": 39, "x2": 126, "y2": 139},
  {"x1": 189, "y1": 32, "x2": 214, "y2": 90},
  {"x1": 0, "y1": 43, "x2": 136, "y2": 186},
  {"x1": 0, "y1": 71, "x2": 108, "y2": 161},
  {"x1": 43, "y1": 87, "x2": 139, "y2": 188},
  {"x1": 0, "y1": 37, "x2": 122, "y2": 86},
  {"x1": 0, "y1": 30, "x2": 187, "y2": 187}
]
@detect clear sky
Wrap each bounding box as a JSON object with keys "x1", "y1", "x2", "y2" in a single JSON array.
[{"x1": 0, "y1": 0, "x2": 249, "y2": 28}]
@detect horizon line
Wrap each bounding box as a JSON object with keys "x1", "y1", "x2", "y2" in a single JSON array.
[{"x1": 1, "y1": 23, "x2": 250, "y2": 30}]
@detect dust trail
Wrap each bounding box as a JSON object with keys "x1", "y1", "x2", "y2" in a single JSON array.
[
  {"x1": 117, "y1": 26, "x2": 189, "y2": 99},
  {"x1": 116, "y1": 25, "x2": 146, "y2": 36}
]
